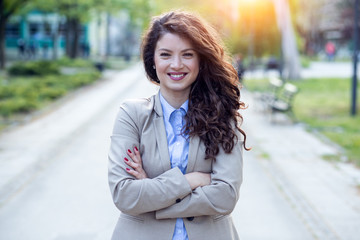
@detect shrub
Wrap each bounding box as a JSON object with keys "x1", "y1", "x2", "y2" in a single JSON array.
[
  {"x1": 8, "y1": 61, "x2": 60, "y2": 76},
  {"x1": 68, "y1": 72, "x2": 100, "y2": 88},
  {"x1": 54, "y1": 57, "x2": 94, "y2": 68},
  {"x1": 0, "y1": 98, "x2": 38, "y2": 117},
  {"x1": 0, "y1": 71, "x2": 101, "y2": 118},
  {"x1": 38, "y1": 87, "x2": 67, "y2": 100}
]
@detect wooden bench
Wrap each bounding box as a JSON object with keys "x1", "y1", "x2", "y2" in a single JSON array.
[
  {"x1": 260, "y1": 77, "x2": 284, "y2": 103},
  {"x1": 254, "y1": 77, "x2": 284, "y2": 111},
  {"x1": 269, "y1": 83, "x2": 299, "y2": 123}
]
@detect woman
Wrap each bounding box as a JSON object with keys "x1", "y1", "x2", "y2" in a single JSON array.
[{"x1": 108, "y1": 11, "x2": 248, "y2": 240}]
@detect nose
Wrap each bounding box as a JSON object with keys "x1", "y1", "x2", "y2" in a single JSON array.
[{"x1": 170, "y1": 56, "x2": 183, "y2": 69}]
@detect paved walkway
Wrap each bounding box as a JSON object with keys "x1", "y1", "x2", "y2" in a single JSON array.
[
  {"x1": 245, "y1": 61, "x2": 360, "y2": 79},
  {"x1": 0, "y1": 62, "x2": 359, "y2": 239}
]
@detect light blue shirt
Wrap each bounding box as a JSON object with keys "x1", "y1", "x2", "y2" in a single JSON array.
[{"x1": 160, "y1": 92, "x2": 189, "y2": 240}]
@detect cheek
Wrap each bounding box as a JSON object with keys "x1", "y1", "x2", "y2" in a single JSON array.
[
  {"x1": 191, "y1": 60, "x2": 200, "y2": 73},
  {"x1": 154, "y1": 57, "x2": 167, "y2": 69}
]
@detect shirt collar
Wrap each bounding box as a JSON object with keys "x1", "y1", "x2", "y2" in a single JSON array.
[{"x1": 159, "y1": 92, "x2": 188, "y2": 122}]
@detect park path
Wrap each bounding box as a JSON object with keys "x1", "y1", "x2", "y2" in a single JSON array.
[{"x1": 0, "y1": 62, "x2": 359, "y2": 240}]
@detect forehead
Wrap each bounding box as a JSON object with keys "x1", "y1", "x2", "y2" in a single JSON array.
[{"x1": 155, "y1": 32, "x2": 194, "y2": 51}]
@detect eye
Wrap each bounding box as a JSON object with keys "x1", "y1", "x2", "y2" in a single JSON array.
[
  {"x1": 160, "y1": 52, "x2": 171, "y2": 57},
  {"x1": 183, "y1": 52, "x2": 194, "y2": 57}
]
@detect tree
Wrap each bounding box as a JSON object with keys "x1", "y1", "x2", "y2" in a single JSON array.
[
  {"x1": 231, "y1": 0, "x2": 281, "y2": 58},
  {"x1": 273, "y1": 0, "x2": 301, "y2": 79},
  {"x1": 32, "y1": 0, "x2": 100, "y2": 59},
  {"x1": 0, "y1": 0, "x2": 31, "y2": 69},
  {"x1": 292, "y1": 0, "x2": 328, "y2": 55},
  {"x1": 33, "y1": 0, "x2": 152, "y2": 59},
  {"x1": 153, "y1": 0, "x2": 281, "y2": 59}
]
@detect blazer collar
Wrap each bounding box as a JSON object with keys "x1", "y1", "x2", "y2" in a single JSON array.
[
  {"x1": 153, "y1": 91, "x2": 171, "y2": 171},
  {"x1": 154, "y1": 91, "x2": 163, "y2": 117}
]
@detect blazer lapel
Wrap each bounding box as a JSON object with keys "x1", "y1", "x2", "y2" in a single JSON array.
[
  {"x1": 153, "y1": 92, "x2": 171, "y2": 172},
  {"x1": 186, "y1": 135, "x2": 200, "y2": 173}
]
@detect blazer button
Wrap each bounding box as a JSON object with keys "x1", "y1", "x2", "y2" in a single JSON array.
[
  {"x1": 176, "y1": 198, "x2": 181, "y2": 203},
  {"x1": 187, "y1": 217, "x2": 194, "y2": 221}
]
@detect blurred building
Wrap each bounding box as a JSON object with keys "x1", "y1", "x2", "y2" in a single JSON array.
[
  {"x1": 5, "y1": 9, "x2": 140, "y2": 60},
  {"x1": 89, "y1": 11, "x2": 141, "y2": 60},
  {"x1": 5, "y1": 10, "x2": 89, "y2": 60},
  {"x1": 296, "y1": 0, "x2": 355, "y2": 58}
]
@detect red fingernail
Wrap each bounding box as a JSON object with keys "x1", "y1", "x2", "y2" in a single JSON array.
[
  {"x1": 126, "y1": 168, "x2": 130, "y2": 171},
  {"x1": 124, "y1": 157, "x2": 129, "y2": 162},
  {"x1": 135, "y1": 146, "x2": 138, "y2": 151},
  {"x1": 127, "y1": 149, "x2": 132, "y2": 154}
]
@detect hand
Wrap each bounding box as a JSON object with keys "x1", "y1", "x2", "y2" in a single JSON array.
[
  {"x1": 185, "y1": 172, "x2": 211, "y2": 190},
  {"x1": 124, "y1": 146, "x2": 148, "y2": 179}
]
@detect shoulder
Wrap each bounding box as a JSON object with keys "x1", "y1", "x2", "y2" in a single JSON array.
[
  {"x1": 120, "y1": 95, "x2": 155, "y2": 113},
  {"x1": 118, "y1": 94, "x2": 157, "y2": 123}
]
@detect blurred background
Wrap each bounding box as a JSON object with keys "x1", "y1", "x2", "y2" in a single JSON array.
[{"x1": 0, "y1": 0, "x2": 360, "y2": 240}]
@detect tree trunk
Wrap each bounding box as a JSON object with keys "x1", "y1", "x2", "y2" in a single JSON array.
[
  {"x1": 65, "y1": 18, "x2": 80, "y2": 59},
  {"x1": 52, "y1": 32, "x2": 58, "y2": 60},
  {"x1": 273, "y1": 0, "x2": 302, "y2": 79},
  {"x1": 73, "y1": 18, "x2": 79, "y2": 58},
  {"x1": 0, "y1": 17, "x2": 6, "y2": 70},
  {"x1": 51, "y1": 16, "x2": 59, "y2": 60},
  {"x1": 0, "y1": 0, "x2": 6, "y2": 69}
]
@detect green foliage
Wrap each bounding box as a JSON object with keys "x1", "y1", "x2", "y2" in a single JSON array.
[
  {"x1": 2, "y1": 0, "x2": 32, "y2": 17},
  {"x1": 0, "y1": 97, "x2": 38, "y2": 117},
  {"x1": 53, "y1": 57, "x2": 94, "y2": 68},
  {"x1": 8, "y1": 61, "x2": 60, "y2": 76},
  {"x1": 0, "y1": 70, "x2": 100, "y2": 118},
  {"x1": 32, "y1": 0, "x2": 152, "y2": 27},
  {"x1": 245, "y1": 77, "x2": 360, "y2": 167},
  {"x1": 65, "y1": 72, "x2": 101, "y2": 87}
]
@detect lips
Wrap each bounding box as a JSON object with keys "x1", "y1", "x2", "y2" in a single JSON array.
[{"x1": 168, "y1": 72, "x2": 187, "y2": 81}]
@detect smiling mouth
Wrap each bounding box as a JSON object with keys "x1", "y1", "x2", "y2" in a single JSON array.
[{"x1": 168, "y1": 73, "x2": 187, "y2": 80}]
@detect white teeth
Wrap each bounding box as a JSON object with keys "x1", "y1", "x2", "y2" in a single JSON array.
[{"x1": 170, "y1": 74, "x2": 185, "y2": 78}]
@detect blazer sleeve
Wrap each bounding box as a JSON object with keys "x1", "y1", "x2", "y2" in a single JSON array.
[
  {"x1": 155, "y1": 135, "x2": 243, "y2": 219},
  {"x1": 108, "y1": 102, "x2": 192, "y2": 216}
]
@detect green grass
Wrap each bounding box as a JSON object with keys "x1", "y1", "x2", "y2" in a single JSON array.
[
  {"x1": 0, "y1": 58, "x2": 102, "y2": 132},
  {"x1": 244, "y1": 77, "x2": 360, "y2": 167}
]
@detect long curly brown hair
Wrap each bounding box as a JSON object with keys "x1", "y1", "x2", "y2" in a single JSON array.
[{"x1": 141, "y1": 11, "x2": 249, "y2": 160}]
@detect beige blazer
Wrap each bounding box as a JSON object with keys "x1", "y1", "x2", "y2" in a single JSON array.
[{"x1": 108, "y1": 91, "x2": 243, "y2": 240}]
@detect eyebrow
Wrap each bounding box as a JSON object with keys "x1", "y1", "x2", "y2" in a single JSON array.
[{"x1": 157, "y1": 48, "x2": 195, "y2": 52}]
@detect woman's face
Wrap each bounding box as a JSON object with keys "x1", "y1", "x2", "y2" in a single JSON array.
[{"x1": 154, "y1": 32, "x2": 200, "y2": 100}]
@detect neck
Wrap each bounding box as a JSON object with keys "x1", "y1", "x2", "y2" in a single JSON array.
[{"x1": 160, "y1": 90, "x2": 189, "y2": 109}]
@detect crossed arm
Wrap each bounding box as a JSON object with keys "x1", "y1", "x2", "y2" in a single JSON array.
[
  {"x1": 109, "y1": 138, "x2": 242, "y2": 218},
  {"x1": 124, "y1": 146, "x2": 211, "y2": 190}
]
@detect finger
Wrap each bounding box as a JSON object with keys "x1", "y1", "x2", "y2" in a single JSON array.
[
  {"x1": 127, "y1": 148, "x2": 134, "y2": 158},
  {"x1": 127, "y1": 149, "x2": 141, "y2": 162},
  {"x1": 127, "y1": 148, "x2": 139, "y2": 163},
  {"x1": 124, "y1": 157, "x2": 134, "y2": 167},
  {"x1": 125, "y1": 167, "x2": 141, "y2": 179},
  {"x1": 126, "y1": 167, "x2": 147, "y2": 179},
  {"x1": 134, "y1": 146, "x2": 141, "y2": 160},
  {"x1": 133, "y1": 146, "x2": 141, "y2": 163},
  {"x1": 124, "y1": 157, "x2": 143, "y2": 171}
]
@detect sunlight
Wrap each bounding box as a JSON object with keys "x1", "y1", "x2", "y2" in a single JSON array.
[{"x1": 240, "y1": 0, "x2": 259, "y2": 2}]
